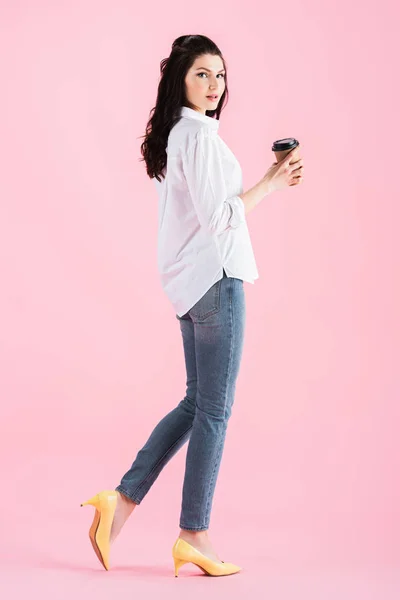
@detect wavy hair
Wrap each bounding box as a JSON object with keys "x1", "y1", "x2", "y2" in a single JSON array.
[{"x1": 139, "y1": 35, "x2": 229, "y2": 182}]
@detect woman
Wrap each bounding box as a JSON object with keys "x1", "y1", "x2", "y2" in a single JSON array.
[{"x1": 81, "y1": 34, "x2": 304, "y2": 577}]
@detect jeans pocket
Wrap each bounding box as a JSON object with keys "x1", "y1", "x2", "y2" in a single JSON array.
[{"x1": 189, "y1": 279, "x2": 222, "y2": 322}]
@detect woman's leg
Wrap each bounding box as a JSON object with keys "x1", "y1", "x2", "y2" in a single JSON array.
[
  {"x1": 114, "y1": 304, "x2": 198, "y2": 505},
  {"x1": 179, "y1": 275, "x2": 246, "y2": 532}
]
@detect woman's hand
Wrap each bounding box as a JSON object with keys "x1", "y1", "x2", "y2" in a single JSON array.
[{"x1": 263, "y1": 148, "x2": 304, "y2": 193}]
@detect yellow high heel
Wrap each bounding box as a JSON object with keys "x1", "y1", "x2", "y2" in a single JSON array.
[
  {"x1": 80, "y1": 490, "x2": 118, "y2": 570},
  {"x1": 172, "y1": 537, "x2": 242, "y2": 577}
]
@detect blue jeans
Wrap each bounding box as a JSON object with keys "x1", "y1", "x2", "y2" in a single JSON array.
[{"x1": 115, "y1": 270, "x2": 246, "y2": 530}]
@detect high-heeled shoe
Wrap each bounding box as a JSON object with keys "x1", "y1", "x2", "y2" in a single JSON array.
[
  {"x1": 172, "y1": 537, "x2": 242, "y2": 577},
  {"x1": 80, "y1": 490, "x2": 118, "y2": 570}
]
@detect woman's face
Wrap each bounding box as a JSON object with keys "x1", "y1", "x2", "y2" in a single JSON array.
[{"x1": 184, "y1": 54, "x2": 226, "y2": 114}]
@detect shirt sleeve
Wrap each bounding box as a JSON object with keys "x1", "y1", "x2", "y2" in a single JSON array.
[{"x1": 181, "y1": 127, "x2": 246, "y2": 236}]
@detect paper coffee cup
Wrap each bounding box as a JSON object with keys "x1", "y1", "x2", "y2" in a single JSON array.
[{"x1": 272, "y1": 138, "x2": 300, "y2": 164}]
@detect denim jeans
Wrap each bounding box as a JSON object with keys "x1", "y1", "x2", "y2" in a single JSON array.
[{"x1": 115, "y1": 270, "x2": 246, "y2": 530}]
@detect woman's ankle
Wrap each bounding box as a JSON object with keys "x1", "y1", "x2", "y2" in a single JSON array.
[
  {"x1": 180, "y1": 528, "x2": 209, "y2": 538},
  {"x1": 117, "y1": 491, "x2": 137, "y2": 507}
]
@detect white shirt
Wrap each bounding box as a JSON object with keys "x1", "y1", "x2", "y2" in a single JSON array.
[{"x1": 154, "y1": 105, "x2": 259, "y2": 317}]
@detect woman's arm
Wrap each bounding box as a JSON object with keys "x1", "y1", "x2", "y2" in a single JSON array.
[
  {"x1": 239, "y1": 177, "x2": 272, "y2": 216},
  {"x1": 182, "y1": 128, "x2": 248, "y2": 235}
]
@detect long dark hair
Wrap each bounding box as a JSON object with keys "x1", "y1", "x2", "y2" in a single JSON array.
[{"x1": 139, "y1": 35, "x2": 229, "y2": 182}]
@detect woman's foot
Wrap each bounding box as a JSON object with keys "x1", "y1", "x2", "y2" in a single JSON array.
[
  {"x1": 179, "y1": 529, "x2": 223, "y2": 563},
  {"x1": 110, "y1": 491, "x2": 137, "y2": 543}
]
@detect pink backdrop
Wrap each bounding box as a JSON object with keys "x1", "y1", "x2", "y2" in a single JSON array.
[{"x1": 1, "y1": 1, "x2": 399, "y2": 598}]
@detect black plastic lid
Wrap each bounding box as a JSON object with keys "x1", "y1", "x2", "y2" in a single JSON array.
[{"x1": 271, "y1": 138, "x2": 299, "y2": 152}]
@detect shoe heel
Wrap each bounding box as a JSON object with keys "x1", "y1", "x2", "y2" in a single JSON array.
[
  {"x1": 173, "y1": 557, "x2": 189, "y2": 577},
  {"x1": 80, "y1": 494, "x2": 99, "y2": 508}
]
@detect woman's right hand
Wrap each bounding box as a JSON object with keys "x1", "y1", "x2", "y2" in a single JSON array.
[{"x1": 263, "y1": 149, "x2": 304, "y2": 193}]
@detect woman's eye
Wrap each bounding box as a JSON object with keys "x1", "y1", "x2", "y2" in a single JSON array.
[{"x1": 198, "y1": 72, "x2": 225, "y2": 78}]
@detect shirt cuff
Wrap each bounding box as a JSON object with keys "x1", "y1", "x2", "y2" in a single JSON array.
[{"x1": 228, "y1": 195, "x2": 246, "y2": 228}]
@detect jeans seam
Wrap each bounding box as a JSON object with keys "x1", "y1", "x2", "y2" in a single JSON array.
[
  {"x1": 179, "y1": 524, "x2": 209, "y2": 531},
  {"x1": 203, "y1": 277, "x2": 234, "y2": 526}
]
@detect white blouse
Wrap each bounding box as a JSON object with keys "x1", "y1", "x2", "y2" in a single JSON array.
[{"x1": 154, "y1": 105, "x2": 259, "y2": 318}]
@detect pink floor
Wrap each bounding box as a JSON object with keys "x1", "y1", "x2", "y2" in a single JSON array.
[{"x1": 2, "y1": 449, "x2": 399, "y2": 599}]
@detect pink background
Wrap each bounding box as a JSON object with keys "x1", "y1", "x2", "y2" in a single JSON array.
[{"x1": 1, "y1": 1, "x2": 399, "y2": 598}]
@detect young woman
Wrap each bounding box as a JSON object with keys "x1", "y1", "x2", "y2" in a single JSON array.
[{"x1": 81, "y1": 34, "x2": 304, "y2": 577}]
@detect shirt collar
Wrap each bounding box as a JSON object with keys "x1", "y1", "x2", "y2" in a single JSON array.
[{"x1": 180, "y1": 106, "x2": 220, "y2": 130}]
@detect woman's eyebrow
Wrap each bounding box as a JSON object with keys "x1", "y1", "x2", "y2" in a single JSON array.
[{"x1": 195, "y1": 67, "x2": 225, "y2": 72}]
